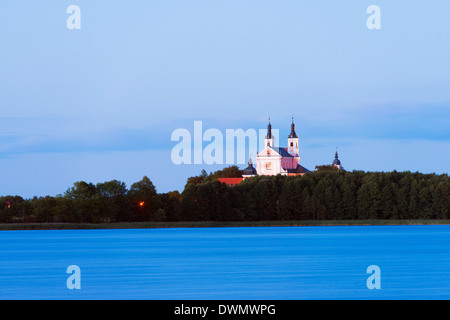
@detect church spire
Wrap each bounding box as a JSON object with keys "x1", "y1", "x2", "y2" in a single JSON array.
[
  {"x1": 287, "y1": 116, "x2": 299, "y2": 157},
  {"x1": 332, "y1": 148, "x2": 342, "y2": 167},
  {"x1": 288, "y1": 116, "x2": 298, "y2": 138},
  {"x1": 264, "y1": 117, "x2": 275, "y2": 147},
  {"x1": 266, "y1": 117, "x2": 272, "y2": 139}
]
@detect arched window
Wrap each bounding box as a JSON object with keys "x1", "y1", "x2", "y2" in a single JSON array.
[{"x1": 266, "y1": 162, "x2": 272, "y2": 170}]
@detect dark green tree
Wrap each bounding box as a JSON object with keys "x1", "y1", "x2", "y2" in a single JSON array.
[
  {"x1": 64, "y1": 181, "x2": 101, "y2": 222},
  {"x1": 96, "y1": 180, "x2": 129, "y2": 222},
  {"x1": 129, "y1": 176, "x2": 160, "y2": 221}
]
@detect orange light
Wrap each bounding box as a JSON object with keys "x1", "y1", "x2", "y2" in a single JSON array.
[{"x1": 139, "y1": 201, "x2": 145, "y2": 207}]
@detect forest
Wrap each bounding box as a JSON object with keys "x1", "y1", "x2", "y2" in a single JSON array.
[{"x1": 0, "y1": 166, "x2": 448, "y2": 223}]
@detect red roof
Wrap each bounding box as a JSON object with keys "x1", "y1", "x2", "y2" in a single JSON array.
[{"x1": 218, "y1": 178, "x2": 244, "y2": 186}]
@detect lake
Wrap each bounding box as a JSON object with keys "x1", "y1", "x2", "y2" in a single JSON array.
[{"x1": 0, "y1": 225, "x2": 449, "y2": 299}]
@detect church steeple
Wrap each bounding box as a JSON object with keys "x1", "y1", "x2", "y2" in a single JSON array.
[
  {"x1": 288, "y1": 116, "x2": 298, "y2": 138},
  {"x1": 266, "y1": 117, "x2": 272, "y2": 139},
  {"x1": 332, "y1": 148, "x2": 344, "y2": 170},
  {"x1": 264, "y1": 117, "x2": 274, "y2": 147},
  {"x1": 287, "y1": 116, "x2": 299, "y2": 156}
]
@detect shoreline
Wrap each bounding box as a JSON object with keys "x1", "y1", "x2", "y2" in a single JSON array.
[{"x1": 0, "y1": 219, "x2": 449, "y2": 230}]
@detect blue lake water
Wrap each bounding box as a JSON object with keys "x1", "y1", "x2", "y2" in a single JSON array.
[{"x1": 0, "y1": 225, "x2": 449, "y2": 300}]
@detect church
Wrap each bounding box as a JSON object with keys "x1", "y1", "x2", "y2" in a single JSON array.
[
  {"x1": 245, "y1": 118, "x2": 310, "y2": 177},
  {"x1": 218, "y1": 118, "x2": 344, "y2": 186},
  {"x1": 219, "y1": 118, "x2": 344, "y2": 186}
]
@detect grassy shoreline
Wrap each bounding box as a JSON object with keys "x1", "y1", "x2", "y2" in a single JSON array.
[{"x1": 0, "y1": 219, "x2": 449, "y2": 230}]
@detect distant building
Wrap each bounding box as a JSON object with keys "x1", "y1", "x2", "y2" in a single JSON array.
[
  {"x1": 331, "y1": 150, "x2": 345, "y2": 171},
  {"x1": 255, "y1": 118, "x2": 310, "y2": 176},
  {"x1": 242, "y1": 157, "x2": 257, "y2": 178},
  {"x1": 217, "y1": 177, "x2": 244, "y2": 186},
  {"x1": 218, "y1": 159, "x2": 256, "y2": 186},
  {"x1": 218, "y1": 118, "x2": 344, "y2": 186}
]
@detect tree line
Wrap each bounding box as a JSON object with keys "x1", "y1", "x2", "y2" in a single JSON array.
[
  {"x1": 0, "y1": 167, "x2": 449, "y2": 223},
  {"x1": 0, "y1": 177, "x2": 179, "y2": 223}
]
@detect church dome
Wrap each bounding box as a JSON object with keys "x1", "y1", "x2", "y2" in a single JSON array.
[
  {"x1": 243, "y1": 158, "x2": 257, "y2": 176},
  {"x1": 332, "y1": 151, "x2": 341, "y2": 165},
  {"x1": 332, "y1": 158, "x2": 341, "y2": 165},
  {"x1": 244, "y1": 164, "x2": 257, "y2": 176}
]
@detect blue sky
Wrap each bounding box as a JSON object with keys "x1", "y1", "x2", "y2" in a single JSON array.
[{"x1": 0, "y1": 1, "x2": 449, "y2": 198}]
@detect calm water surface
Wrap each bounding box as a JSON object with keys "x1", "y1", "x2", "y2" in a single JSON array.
[{"x1": 0, "y1": 225, "x2": 449, "y2": 299}]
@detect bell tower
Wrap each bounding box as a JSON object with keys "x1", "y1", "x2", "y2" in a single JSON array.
[
  {"x1": 264, "y1": 117, "x2": 274, "y2": 148},
  {"x1": 287, "y1": 117, "x2": 299, "y2": 156}
]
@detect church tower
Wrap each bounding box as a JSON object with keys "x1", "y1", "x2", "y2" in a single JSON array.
[
  {"x1": 287, "y1": 117, "x2": 299, "y2": 156},
  {"x1": 332, "y1": 149, "x2": 344, "y2": 170},
  {"x1": 264, "y1": 118, "x2": 274, "y2": 148}
]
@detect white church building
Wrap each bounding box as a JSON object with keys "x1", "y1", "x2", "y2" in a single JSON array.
[
  {"x1": 243, "y1": 118, "x2": 311, "y2": 178},
  {"x1": 219, "y1": 118, "x2": 344, "y2": 186}
]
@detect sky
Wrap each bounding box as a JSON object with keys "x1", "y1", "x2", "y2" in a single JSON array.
[{"x1": 0, "y1": 0, "x2": 449, "y2": 198}]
